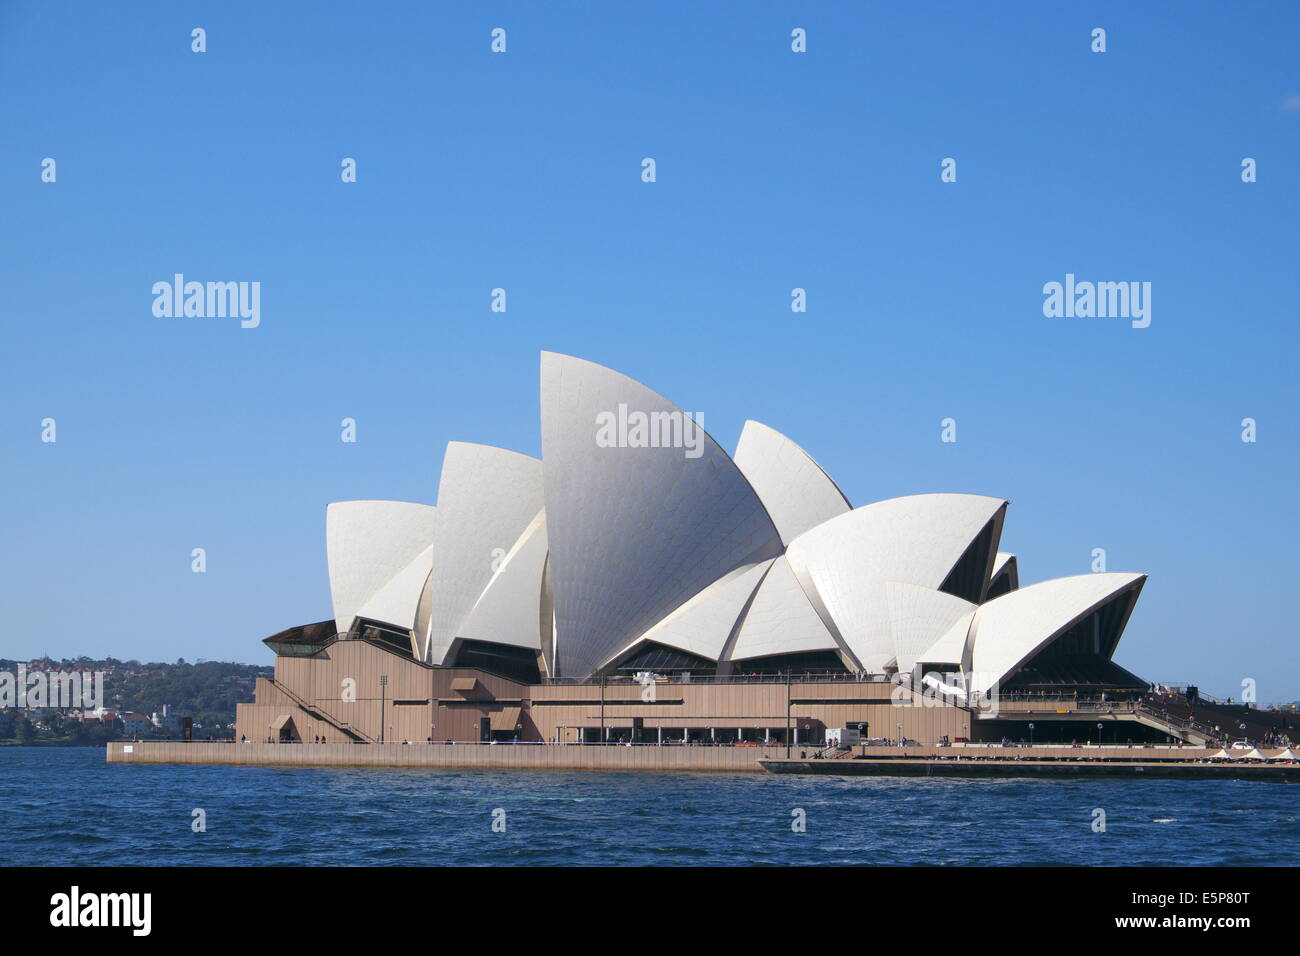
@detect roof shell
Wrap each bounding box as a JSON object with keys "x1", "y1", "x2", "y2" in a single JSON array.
[
  {"x1": 605, "y1": 560, "x2": 774, "y2": 667},
  {"x1": 540, "y1": 352, "x2": 783, "y2": 678},
  {"x1": 355, "y1": 544, "x2": 434, "y2": 635},
  {"x1": 326, "y1": 500, "x2": 438, "y2": 637},
  {"x1": 726, "y1": 555, "x2": 840, "y2": 661},
  {"x1": 732, "y1": 420, "x2": 850, "y2": 545},
  {"x1": 456, "y1": 510, "x2": 549, "y2": 653},
  {"x1": 966, "y1": 572, "x2": 1147, "y2": 697},
  {"x1": 886, "y1": 582, "x2": 977, "y2": 675},
  {"x1": 987, "y1": 552, "x2": 1020, "y2": 595},
  {"x1": 784, "y1": 493, "x2": 1007, "y2": 671},
  {"x1": 422, "y1": 442, "x2": 544, "y2": 663},
  {"x1": 917, "y1": 612, "x2": 976, "y2": 672}
]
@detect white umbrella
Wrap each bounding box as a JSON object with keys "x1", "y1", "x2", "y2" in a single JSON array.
[
  {"x1": 1208, "y1": 749, "x2": 1233, "y2": 760},
  {"x1": 1271, "y1": 748, "x2": 1299, "y2": 761},
  {"x1": 1243, "y1": 748, "x2": 1269, "y2": 760}
]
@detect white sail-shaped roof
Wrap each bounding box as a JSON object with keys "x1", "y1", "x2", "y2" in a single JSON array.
[
  {"x1": 784, "y1": 494, "x2": 1007, "y2": 672},
  {"x1": 965, "y1": 572, "x2": 1146, "y2": 697},
  {"x1": 732, "y1": 420, "x2": 851, "y2": 545},
  {"x1": 326, "y1": 501, "x2": 438, "y2": 637},
  {"x1": 311, "y1": 354, "x2": 1156, "y2": 695},
  {"x1": 456, "y1": 511, "x2": 549, "y2": 652},
  {"x1": 609, "y1": 560, "x2": 774, "y2": 665},
  {"x1": 917, "y1": 612, "x2": 976, "y2": 671},
  {"x1": 990, "y1": 552, "x2": 1016, "y2": 580},
  {"x1": 421, "y1": 442, "x2": 544, "y2": 664},
  {"x1": 540, "y1": 352, "x2": 784, "y2": 678},
  {"x1": 886, "y1": 582, "x2": 978, "y2": 675},
  {"x1": 355, "y1": 544, "x2": 434, "y2": 634},
  {"x1": 727, "y1": 555, "x2": 840, "y2": 662},
  {"x1": 988, "y1": 552, "x2": 1019, "y2": 595}
]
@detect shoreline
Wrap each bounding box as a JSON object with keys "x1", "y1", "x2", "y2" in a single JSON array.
[
  {"x1": 105, "y1": 741, "x2": 1300, "y2": 778},
  {"x1": 761, "y1": 758, "x2": 1300, "y2": 781},
  {"x1": 107, "y1": 740, "x2": 790, "y2": 772}
]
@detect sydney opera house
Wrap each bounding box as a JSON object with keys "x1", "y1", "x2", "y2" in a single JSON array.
[{"x1": 236, "y1": 352, "x2": 1173, "y2": 749}]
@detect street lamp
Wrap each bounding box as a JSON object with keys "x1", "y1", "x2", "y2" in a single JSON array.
[
  {"x1": 1028, "y1": 722, "x2": 1035, "y2": 748},
  {"x1": 897, "y1": 722, "x2": 903, "y2": 748},
  {"x1": 379, "y1": 675, "x2": 388, "y2": 743},
  {"x1": 1097, "y1": 721, "x2": 1103, "y2": 748}
]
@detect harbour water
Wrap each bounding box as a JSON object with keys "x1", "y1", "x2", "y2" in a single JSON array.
[{"x1": 3, "y1": 748, "x2": 1295, "y2": 866}]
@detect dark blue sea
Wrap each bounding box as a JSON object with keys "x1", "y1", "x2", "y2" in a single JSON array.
[{"x1": 3, "y1": 748, "x2": 1296, "y2": 866}]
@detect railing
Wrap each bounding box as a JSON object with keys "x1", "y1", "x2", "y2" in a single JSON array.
[
  {"x1": 538, "y1": 672, "x2": 892, "y2": 686},
  {"x1": 992, "y1": 699, "x2": 1139, "y2": 712},
  {"x1": 988, "y1": 692, "x2": 1143, "y2": 704},
  {"x1": 234, "y1": 739, "x2": 792, "y2": 747},
  {"x1": 1149, "y1": 685, "x2": 1239, "y2": 707},
  {"x1": 982, "y1": 698, "x2": 1221, "y2": 742},
  {"x1": 1134, "y1": 702, "x2": 1221, "y2": 742},
  {"x1": 957, "y1": 741, "x2": 1208, "y2": 750}
]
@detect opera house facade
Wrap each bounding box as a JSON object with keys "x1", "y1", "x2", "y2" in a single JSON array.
[{"x1": 236, "y1": 353, "x2": 1163, "y2": 748}]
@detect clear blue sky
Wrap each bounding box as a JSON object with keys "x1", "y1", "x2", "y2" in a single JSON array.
[{"x1": 3, "y1": 2, "x2": 1297, "y2": 701}]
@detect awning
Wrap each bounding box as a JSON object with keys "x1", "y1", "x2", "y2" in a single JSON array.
[
  {"x1": 451, "y1": 677, "x2": 478, "y2": 692},
  {"x1": 490, "y1": 706, "x2": 521, "y2": 732},
  {"x1": 271, "y1": 714, "x2": 295, "y2": 731},
  {"x1": 262, "y1": 620, "x2": 338, "y2": 658}
]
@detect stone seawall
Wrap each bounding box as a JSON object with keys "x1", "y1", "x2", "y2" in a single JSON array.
[
  {"x1": 106, "y1": 741, "x2": 787, "y2": 772},
  {"x1": 761, "y1": 757, "x2": 1300, "y2": 781},
  {"x1": 108, "y1": 742, "x2": 1267, "y2": 776}
]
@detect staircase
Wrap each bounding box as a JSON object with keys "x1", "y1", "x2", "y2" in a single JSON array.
[
  {"x1": 270, "y1": 678, "x2": 375, "y2": 743},
  {"x1": 814, "y1": 745, "x2": 856, "y2": 759},
  {"x1": 1132, "y1": 702, "x2": 1218, "y2": 746}
]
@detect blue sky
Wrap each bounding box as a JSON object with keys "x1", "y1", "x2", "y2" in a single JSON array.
[{"x1": 2, "y1": 2, "x2": 1297, "y2": 700}]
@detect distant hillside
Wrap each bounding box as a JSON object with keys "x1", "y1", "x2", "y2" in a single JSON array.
[{"x1": 0, "y1": 657, "x2": 272, "y2": 729}]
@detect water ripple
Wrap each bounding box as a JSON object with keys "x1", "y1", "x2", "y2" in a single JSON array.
[{"x1": 1, "y1": 749, "x2": 1295, "y2": 866}]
